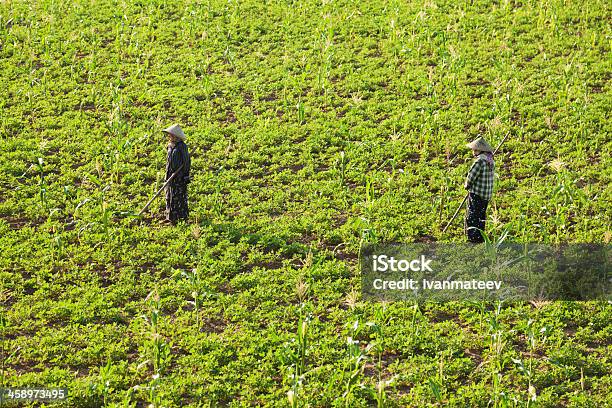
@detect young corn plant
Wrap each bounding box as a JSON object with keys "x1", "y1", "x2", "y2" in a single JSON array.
[
  {"x1": 36, "y1": 157, "x2": 47, "y2": 210},
  {"x1": 296, "y1": 99, "x2": 305, "y2": 125},
  {"x1": 295, "y1": 273, "x2": 310, "y2": 306},
  {"x1": 86, "y1": 359, "x2": 117, "y2": 406},
  {"x1": 296, "y1": 314, "x2": 309, "y2": 378},
  {"x1": 480, "y1": 222, "x2": 513, "y2": 255},
  {"x1": 343, "y1": 320, "x2": 372, "y2": 407},
  {"x1": 110, "y1": 134, "x2": 132, "y2": 184},
  {"x1": 287, "y1": 385, "x2": 302, "y2": 408},
  {"x1": 512, "y1": 320, "x2": 549, "y2": 407},
  {"x1": 372, "y1": 376, "x2": 394, "y2": 408},
  {"x1": 284, "y1": 314, "x2": 311, "y2": 408},
  {"x1": 467, "y1": 300, "x2": 487, "y2": 332},
  {"x1": 427, "y1": 353, "x2": 448, "y2": 405},
  {"x1": 51, "y1": 234, "x2": 64, "y2": 263},
  {"x1": 86, "y1": 173, "x2": 113, "y2": 237},
  {"x1": 551, "y1": 166, "x2": 587, "y2": 242},
  {"x1": 408, "y1": 302, "x2": 422, "y2": 349},
  {"x1": 366, "y1": 305, "x2": 396, "y2": 408},
  {"x1": 140, "y1": 290, "x2": 172, "y2": 376},
  {"x1": 486, "y1": 302, "x2": 510, "y2": 407},
  {"x1": 173, "y1": 268, "x2": 214, "y2": 332},
  {"x1": 142, "y1": 374, "x2": 163, "y2": 408},
  {"x1": 358, "y1": 226, "x2": 378, "y2": 266},
  {"x1": 137, "y1": 291, "x2": 172, "y2": 408}
]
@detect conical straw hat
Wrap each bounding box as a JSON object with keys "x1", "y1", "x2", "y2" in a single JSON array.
[
  {"x1": 162, "y1": 124, "x2": 186, "y2": 141},
  {"x1": 466, "y1": 136, "x2": 493, "y2": 153}
]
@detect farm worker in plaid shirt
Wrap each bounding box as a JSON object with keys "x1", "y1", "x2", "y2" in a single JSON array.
[{"x1": 464, "y1": 136, "x2": 495, "y2": 243}]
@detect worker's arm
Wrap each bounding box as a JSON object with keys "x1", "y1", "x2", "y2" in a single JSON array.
[{"x1": 464, "y1": 159, "x2": 482, "y2": 190}]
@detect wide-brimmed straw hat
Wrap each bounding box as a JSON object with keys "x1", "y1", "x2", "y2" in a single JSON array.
[
  {"x1": 466, "y1": 136, "x2": 493, "y2": 153},
  {"x1": 162, "y1": 124, "x2": 186, "y2": 141}
]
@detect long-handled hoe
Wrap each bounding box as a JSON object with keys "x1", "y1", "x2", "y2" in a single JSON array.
[{"x1": 138, "y1": 164, "x2": 185, "y2": 216}]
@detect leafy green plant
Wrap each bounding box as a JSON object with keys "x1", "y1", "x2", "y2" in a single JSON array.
[
  {"x1": 0, "y1": 309, "x2": 21, "y2": 390},
  {"x1": 336, "y1": 150, "x2": 347, "y2": 186}
]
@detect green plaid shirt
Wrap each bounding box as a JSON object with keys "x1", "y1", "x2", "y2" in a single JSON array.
[{"x1": 465, "y1": 154, "x2": 495, "y2": 201}]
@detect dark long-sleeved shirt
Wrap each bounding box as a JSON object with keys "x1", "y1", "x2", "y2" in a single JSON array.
[{"x1": 165, "y1": 141, "x2": 191, "y2": 184}]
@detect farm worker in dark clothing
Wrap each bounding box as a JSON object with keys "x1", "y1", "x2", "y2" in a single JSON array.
[
  {"x1": 162, "y1": 124, "x2": 191, "y2": 224},
  {"x1": 464, "y1": 136, "x2": 495, "y2": 243}
]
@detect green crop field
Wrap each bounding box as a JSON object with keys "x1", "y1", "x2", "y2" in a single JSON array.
[{"x1": 0, "y1": 0, "x2": 610, "y2": 406}]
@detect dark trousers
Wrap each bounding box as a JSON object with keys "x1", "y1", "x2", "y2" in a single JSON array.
[
  {"x1": 165, "y1": 182, "x2": 189, "y2": 224},
  {"x1": 465, "y1": 192, "x2": 488, "y2": 243}
]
